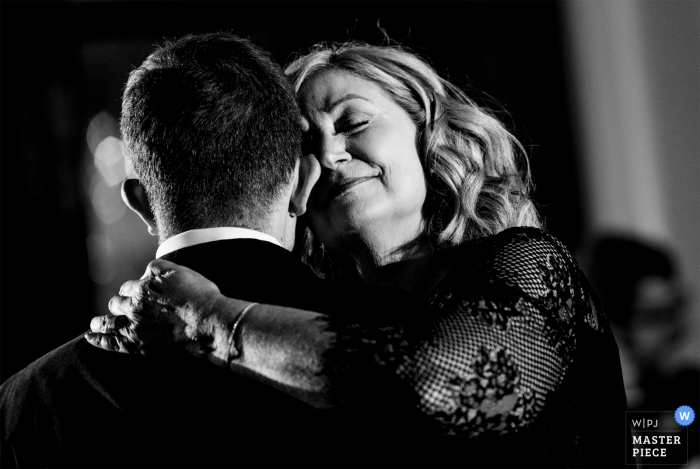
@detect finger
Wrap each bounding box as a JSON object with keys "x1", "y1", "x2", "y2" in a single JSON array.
[
  {"x1": 146, "y1": 258, "x2": 179, "y2": 278},
  {"x1": 118, "y1": 278, "x2": 147, "y2": 297},
  {"x1": 119, "y1": 275, "x2": 165, "y2": 299},
  {"x1": 108, "y1": 295, "x2": 139, "y2": 317},
  {"x1": 84, "y1": 332, "x2": 141, "y2": 354},
  {"x1": 90, "y1": 314, "x2": 130, "y2": 334}
]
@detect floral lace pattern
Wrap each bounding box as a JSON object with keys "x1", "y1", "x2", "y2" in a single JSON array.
[{"x1": 327, "y1": 228, "x2": 611, "y2": 438}]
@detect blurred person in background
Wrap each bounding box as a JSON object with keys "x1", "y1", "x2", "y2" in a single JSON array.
[
  {"x1": 89, "y1": 41, "x2": 628, "y2": 467},
  {"x1": 586, "y1": 235, "x2": 699, "y2": 465}
]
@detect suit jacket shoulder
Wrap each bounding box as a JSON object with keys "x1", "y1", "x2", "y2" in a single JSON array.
[{"x1": 0, "y1": 239, "x2": 423, "y2": 467}]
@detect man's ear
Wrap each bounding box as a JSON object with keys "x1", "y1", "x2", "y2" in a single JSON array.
[
  {"x1": 121, "y1": 179, "x2": 158, "y2": 236},
  {"x1": 289, "y1": 155, "x2": 320, "y2": 217}
]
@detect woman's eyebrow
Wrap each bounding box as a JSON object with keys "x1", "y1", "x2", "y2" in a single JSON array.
[{"x1": 325, "y1": 94, "x2": 371, "y2": 112}]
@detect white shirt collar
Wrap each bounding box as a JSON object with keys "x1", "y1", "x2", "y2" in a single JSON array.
[{"x1": 156, "y1": 227, "x2": 282, "y2": 258}]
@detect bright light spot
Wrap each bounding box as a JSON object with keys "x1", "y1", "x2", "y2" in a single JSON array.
[
  {"x1": 87, "y1": 111, "x2": 128, "y2": 186},
  {"x1": 91, "y1": 174, "x2": 126, "y2": 225},
  {"x1": 86, "y1": 234, "x2": 115, "y2": 285},
  {"x1": 94, "y1": 136, "x2": 126, "y2": 186},
  {"x1": 86, "y1": 111, "x2": 119, "y2": 155}
]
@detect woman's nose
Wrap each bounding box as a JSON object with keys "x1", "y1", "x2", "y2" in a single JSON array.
[{"x1": 316, "y1": 134, "x2": 351, "y2": 169}]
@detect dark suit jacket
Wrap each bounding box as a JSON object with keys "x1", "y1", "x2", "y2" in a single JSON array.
[{"x1": 0, "y1": 239, "x2": 423, "y2": 468}]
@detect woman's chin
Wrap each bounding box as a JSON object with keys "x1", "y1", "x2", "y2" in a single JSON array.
[{"x1": 329, "y1": 200, "x2": 381, "y2": 229}]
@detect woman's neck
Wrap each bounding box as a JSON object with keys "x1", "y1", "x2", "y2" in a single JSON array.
[
  {"x1": 364, "y1": 255, "x2": 431, "y2": 291},
  {"x1": 338, "y1": 218, "x2": 452, "y2": 293},
  {"x1": 353, "y1": 244, "x2": 452, "y2": 295}
]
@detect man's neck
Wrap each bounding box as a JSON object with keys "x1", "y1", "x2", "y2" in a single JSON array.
[
  {"x1": 156, "y1": 226, "x2": 284, "y2": 258},
  {"x1": 268, "y1": 205, "x2": 297, "y2": 252}
]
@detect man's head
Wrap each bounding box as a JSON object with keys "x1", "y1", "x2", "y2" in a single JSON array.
[{"x1": 121, "y1": 32, "x2": 312, "y2": 242}]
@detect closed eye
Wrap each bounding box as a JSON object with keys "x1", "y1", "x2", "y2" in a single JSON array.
[{"x1": 337, "y1": 120, "x2": 369, "y2": 135}]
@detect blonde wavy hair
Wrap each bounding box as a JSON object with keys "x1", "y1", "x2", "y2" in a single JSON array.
[{"x1": 286, "y1": 43, "x2": 542, "y2": 275}]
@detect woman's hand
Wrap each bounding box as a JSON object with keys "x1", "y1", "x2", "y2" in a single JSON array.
[{"x1": 86, "y1": 259, "x2": 222, "y2": 357}]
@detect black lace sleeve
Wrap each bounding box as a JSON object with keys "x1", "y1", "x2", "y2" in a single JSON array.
[{"x1": 324, "y1": 227, "x2": 610, "y2": 439}]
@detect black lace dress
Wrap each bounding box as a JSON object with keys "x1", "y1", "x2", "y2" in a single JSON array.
[{"x1": 326, "y1": 228, "x2": 627, "y2": 468}]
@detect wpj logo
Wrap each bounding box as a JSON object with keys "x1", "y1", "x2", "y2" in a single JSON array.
[
  {"x1": 631, "y1": 418, "x2": 659, "y2": 429},
  {"x1": 675, "y1": 406, "x2": 695, "y2": 426},
  {"x1": 626, "y1": 408, "x2": 694, "y2": 466}
]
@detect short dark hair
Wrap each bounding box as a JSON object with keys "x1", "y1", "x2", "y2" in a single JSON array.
[{"x1": 121, "y1": 32, "x2": 301, "y2": 239}]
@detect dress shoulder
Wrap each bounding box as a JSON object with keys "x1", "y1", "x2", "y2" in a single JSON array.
[
  {"x1": 398, "y1": 227, "x2": 607, "y2": 437},
  {"x1": 433, "y1": 226, "x2": 603, "y2": 333},
  {"x1": 321, "y1": 227, "x2": 613, "y2": 443}
]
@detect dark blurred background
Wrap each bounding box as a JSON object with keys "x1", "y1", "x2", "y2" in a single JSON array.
[{"x1": 1, "y1": 0, "x2": 698, "y2": 444}]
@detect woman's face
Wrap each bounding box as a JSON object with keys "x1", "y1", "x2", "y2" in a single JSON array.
[{"x1": 298, "y1": 70, "x2": 427, "y2": 255}]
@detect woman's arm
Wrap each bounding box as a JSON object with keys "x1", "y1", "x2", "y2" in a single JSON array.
[
  {"x1": 89, "y1": 229, "x2": 599, "y2": 437},
  {"x1": 213, "y1": 296, "x2": 337, "y2": 408},
  {"x1": 87, "y1": 259, "x2": 354, "y2": 409}
]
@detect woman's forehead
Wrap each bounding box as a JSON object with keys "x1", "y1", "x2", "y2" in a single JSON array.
[{"x1": 297, "y1": 70, "x2": 389, "y2": 113}]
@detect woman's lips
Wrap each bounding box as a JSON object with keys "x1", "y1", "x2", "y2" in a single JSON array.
[{"x1": 326, "y1": 176, "x2": 376, "y2": 201}]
